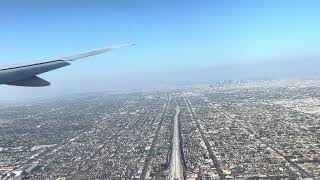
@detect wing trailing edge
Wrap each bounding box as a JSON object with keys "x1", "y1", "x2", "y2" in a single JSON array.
[{"x1": 6, "y1": 76, "x2": 50, "y2": 87}]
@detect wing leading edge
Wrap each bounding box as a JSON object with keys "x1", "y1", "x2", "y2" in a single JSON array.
[{"x1": 0, "y1": 44, "x2": 134, "y2": 87}]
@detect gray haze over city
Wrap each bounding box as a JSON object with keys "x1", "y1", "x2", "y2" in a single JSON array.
[{"x1": 2, "y1": 58, "x2": 320, "y2": 102}]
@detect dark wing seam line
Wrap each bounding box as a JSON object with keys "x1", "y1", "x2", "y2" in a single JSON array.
[{"x1": 0, "y1": 60, "x2": 64, "y2": 71}]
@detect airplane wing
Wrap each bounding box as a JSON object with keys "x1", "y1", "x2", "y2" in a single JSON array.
[{"x1": 0, "y1": 44, "x2": 134, "y2": 87}]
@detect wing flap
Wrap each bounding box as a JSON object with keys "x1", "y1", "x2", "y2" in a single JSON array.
[{"x1": 6, "y1": 76, "x2": 50, "y2": 87}]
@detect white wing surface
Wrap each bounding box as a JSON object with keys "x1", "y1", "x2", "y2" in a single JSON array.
[{"x1": 0, "y1": 44, "x2": 134, "y2": 87}]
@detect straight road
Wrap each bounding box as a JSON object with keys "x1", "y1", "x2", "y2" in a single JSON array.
[
  {"x1": 185, "y1": 96, "x2": 225, "y2": 180},
  {"x1": 168, "y1": 104, "x2": 184, "y2": 180},
  {"x1": 140, "y1": 98, "x2": 169, "y2": 180}
]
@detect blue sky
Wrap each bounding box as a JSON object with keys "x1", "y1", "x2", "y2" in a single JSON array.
[{"x1": 1, "y1": 0, "x2": 320, "y2": 101}]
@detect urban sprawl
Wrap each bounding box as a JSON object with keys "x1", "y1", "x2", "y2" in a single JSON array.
[{"x1": 1, "y1": 80, "x2": 320, "y2": 179}]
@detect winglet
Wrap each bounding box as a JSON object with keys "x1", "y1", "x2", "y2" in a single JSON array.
[{"x1": 60, "y1": 43, "x2": 134, "y2": 61}]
